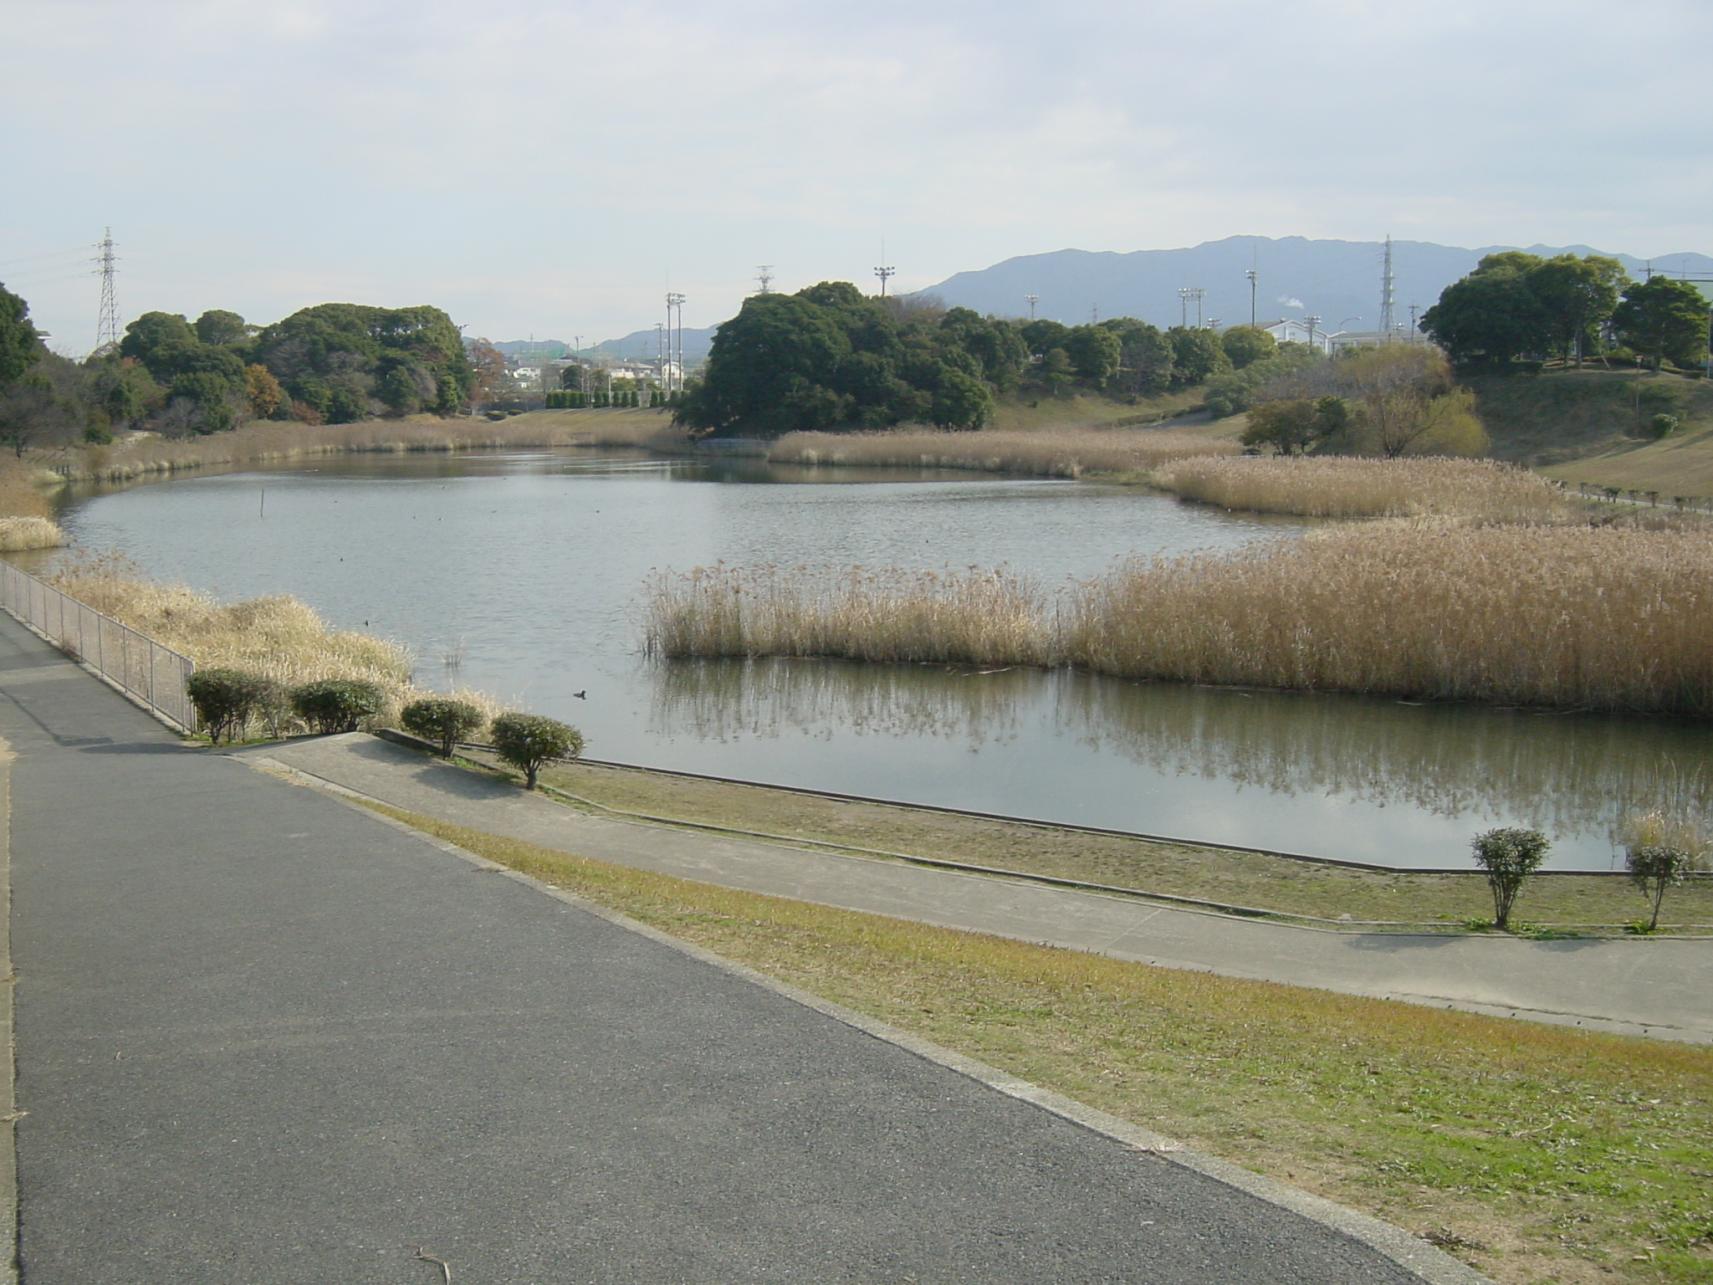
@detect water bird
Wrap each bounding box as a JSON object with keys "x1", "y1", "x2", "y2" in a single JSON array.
[{"x1": 572, "y1": 690, "x2": 587, "y2": 699}]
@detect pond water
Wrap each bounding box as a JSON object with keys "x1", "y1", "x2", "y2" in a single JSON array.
[{"x1": 41, "y1": 450, "x2": 1711, "y2": 871}]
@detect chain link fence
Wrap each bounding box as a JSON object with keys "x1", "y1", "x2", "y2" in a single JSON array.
[{"x1": 0, "y1": 561, "x2": 199, "y2": 733}]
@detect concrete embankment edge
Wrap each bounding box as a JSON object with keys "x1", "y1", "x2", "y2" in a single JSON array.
[
  {"x1": 0, "y1": 742, "x2": 17, "y2": 1285},
  {"x1": 264, "y1": 760, "x2": 1489, "y2": 1285}
]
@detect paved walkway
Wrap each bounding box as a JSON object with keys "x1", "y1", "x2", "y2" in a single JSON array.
[
  {"x1": 0, "y1": 610, "x2": 1468, "y2": 1280},
  {"x1": 247, "y1": 734, "x2": 1713, "y2": 1045}
]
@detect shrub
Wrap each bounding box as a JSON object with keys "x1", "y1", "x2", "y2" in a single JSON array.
[
  {"x1": 1626, "y1": 844, "x2": 1691, "y2": 932},
  {"x1": 401, "y1": 696, "x2": 486, "y2": 757},
  {"x1": 1651, "y1": 412, "x2": 1681, "y2": 439},
  {"x1": 491, "y1": 712, "x2": 584, "y2": 789},
  {"x1": 187, "y1": 667, "x2": 280, "y2": 743},
  {"x1": 291, "y1": 678, "x2": 383, "y2": 734},
  {"x1": 1470, "y1": 827, "x2": 1551, "y2": 930}
]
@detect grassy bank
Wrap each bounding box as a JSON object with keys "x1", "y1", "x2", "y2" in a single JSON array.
[
  {"x1": 766, "y1": 425, "x2": 1236, "y2": 479},
  {"x1": 644, "y1": 522, "x2": 1713, "y2": 716},
  {"x1": 1149, "y1": 455, "x2": 1579, "y2": 522},
  {"x1": 44, "y1": 555, "x2": 495, "y2": 730},
  {"x1": 64, "y1": 408, "x2": 688, "y2": 485},
  {"x1": 517, "y1": 758, "x2": 1713, "y2": 929},
  {"x1": 368, "y1": 804, "x2": 1713, "y2": 1283}
]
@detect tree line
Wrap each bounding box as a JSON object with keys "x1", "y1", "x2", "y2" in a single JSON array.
[
  {"x1": 674, "y1": 281, "x2": 1286, "y2": 437},
  {"x1": 1421, "y1": 252, "x2": 1709, "y2": 371},
  {"x1": 0, "y1": 285, "x2": 473, "y2": 453}
]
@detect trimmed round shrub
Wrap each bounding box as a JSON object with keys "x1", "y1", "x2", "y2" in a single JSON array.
[
  {"x1": 187, "y1": 667, "x2": 280, "y2": 744},
  {"x1": 491, "y1": 712, "x2": 584, "y2": 790},
  {"x1": 401, "y1": 697, "x2": 485, "y2": 757},
  {"x1": 291, "y1": 679, "x2": 383, "y2": 734},
  {"x1": 1470, "y1": 826, "x2": 1550, "y2": 930}
]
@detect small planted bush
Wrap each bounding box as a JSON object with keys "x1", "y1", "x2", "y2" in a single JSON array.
[
  {"x1": 1470, "y1": 827, "x2": 1551, "y2": 930},
  {"x1": 401, "y1": 697, "x2": 485, "y2": 757},
  {"x1": 491, "y1": 712, "x2": 584, "y2": 790},
  {"x1": 1626, "y1": 844, "x2": 1691, "y2": 933},
  {"x1": 187, "y1": 667, "x2": 280, "y2": 744},
  {"x1": 291, "y1": 678, "x2": 383, "y2": 734}
]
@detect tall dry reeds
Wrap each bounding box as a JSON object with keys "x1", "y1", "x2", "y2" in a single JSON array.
[
  {"x1": 0, "y1": 463, "x2": 67, "y2": 547},
  {"x1": 643, "y1": 523, "x2": 1713, "y2": 716},
  {"x1": 644, "y1": 564, "x2": 1051, "y2": 666},
  {"x1": 0, "y1": 516, "x2": 66, "y2": 552},
  {"x1": 767, "y1": 427, "x2": 1236, "y2": 479},
  {"x1": 1148, "y1": 455, "x2": 1579, "y2": 522}
]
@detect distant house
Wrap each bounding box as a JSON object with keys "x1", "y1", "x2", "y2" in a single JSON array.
[
  {"x1": 1259, "y1": 318, "x2": 1332, "y2": 354},
  {"x1": 1327, "y1": 327, "x2": 1426, "y2": 352}
]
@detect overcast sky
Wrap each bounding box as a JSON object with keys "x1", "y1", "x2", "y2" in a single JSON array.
[{"x1": 4, "y1": 0, "x2": 1709, "y2": 355}]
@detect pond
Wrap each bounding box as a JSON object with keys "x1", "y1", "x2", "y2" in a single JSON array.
[{"x1": 40, "y1": 449, "x2": 1710, "y2": 871}]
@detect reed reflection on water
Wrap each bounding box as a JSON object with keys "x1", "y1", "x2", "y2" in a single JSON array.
[{"x1": 647, "y1": 657, "x2": 1709, "y2": 869}]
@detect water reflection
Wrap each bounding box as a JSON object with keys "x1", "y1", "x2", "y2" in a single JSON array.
[{"x1": 648, "y1": 657, "x2": 1710, "y2": 867}]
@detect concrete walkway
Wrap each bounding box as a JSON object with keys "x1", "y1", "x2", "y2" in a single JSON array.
[
  {"x1": 0, "y1": 610, "x2": 1471, "y2": 1280},
  {"x1": 246, "y1": 734, "x2": 1713, "y2": 1045}
]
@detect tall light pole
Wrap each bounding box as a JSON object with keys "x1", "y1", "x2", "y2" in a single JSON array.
[
  {"x1": 1245, "y1": 268, "x2": 1257, "y2": 328},
  {"x1": 1178, "y1": 287, "x2": 1190, "y2": 329},
  {"x1": 666, "y1": 292, "x2": 685, "y2": 393},
  {"x1": 874, "y1": 264, "x2": 896, "y2": 296},
  {"x1": 1305, "y1": 314, "x2": 1321, "y2": 353},
  {"x1": 1025, "y1": 293, "x2": 1038, "y2": 320}
]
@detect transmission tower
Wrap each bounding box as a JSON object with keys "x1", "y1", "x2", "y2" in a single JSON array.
[
  {"x1": 1379, "y1": 235, "x2": 1396, "y2": 341},
  {"x1": 1025, "y1": 293, "x2": 1038, "y2": 320},
  {"x1": 93, "y1": 227, "x2": 120, "y2": 355},
  {"x1": 756, "y1": 265, "x2": 774, "y2": 294}
]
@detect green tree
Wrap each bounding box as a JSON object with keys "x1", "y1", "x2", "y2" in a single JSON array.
[
  {"x1": 491, "y1": 712, "x2": 584, "y2": 790},
  {"x1": 194, "y1": 309, "x2": 250, "y2": 347},
  {"x1": 1102, "y1": 319, "x2": 1174, "y2": 395},
  {"x1": 1329, "y1": 345, "x2": 1486, "y2": 457},
  {"x1": 1527, "y1": 255, "x2": 1626, "y2": 366},
  {"x1": 678, "y1": 291, "x2": 852, "y2": 436},
  {"x1": 1470, "y1": 827, "x2": 1550, "y2": 930},
  {"x1": 119, "y1": 311, "x2": 200, "y2": 378},
  {"x1": 1420, "y1": 255, "x2": 1549, "y2": 366},
  {"x1": 1166, "y1": 327, "x2": 1231, "y2": 387},
  {"x1": 928, "y1": 366, "x2": 994, "y2": 429},
  {"x1": 1613, "y1": 277, "x2": 1709, "y2": 371},
  {"x1": 95, "y1": 358, "x2": 165, "y2": 429},
  {"x1": 0, "y1": 283, "x2": 42, "y2": 391},
  {"x1": 1219, "y1": 325, "x2": 1277, "y2": 370},
  {"x1": 1020, "y1": 318, "x2": 1069, "y2": 357},
  {"x1": 1240, "y1": 397, "x2": 1346, "y2": 455},
  {"x1": 1040, "y1": 347, "x2": 1074, "y2": 397},
  {"x1": 1063, "y1": 325, "x2": 1121, "y2": 387}
]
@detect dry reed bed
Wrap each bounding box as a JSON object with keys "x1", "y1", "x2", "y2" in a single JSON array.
[
  {"x1": 66, "y1": 410, "x2": 687, "y2": 484},
  {"x1": 1148, "y1": 455, "x2": 1579, "y2": 522},
  {"x1": 645, "y1": 523, "x2": 1713, "y2": 716},
  {"x1": 45, "y1": 557, "x2": 499, "y2": 730},
  {"x1": 767, "y1": 428, "x2": 1236, "y2": 479}
]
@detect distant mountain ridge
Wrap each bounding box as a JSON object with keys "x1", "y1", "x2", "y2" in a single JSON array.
[
  {"x1": 491, "y1": 329, "x2": 718, "y2": 363},
  {"x1": 913, "y1": 236, "x2": 1713, "y2": 333}
]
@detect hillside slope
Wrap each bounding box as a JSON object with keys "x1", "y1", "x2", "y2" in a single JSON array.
[{"x1": 1472, "y1": 368, "x2": 1713, "y2": 497}]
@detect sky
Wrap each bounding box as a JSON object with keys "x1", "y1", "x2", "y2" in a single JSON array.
[{"x1": 3, "y1": 0, "x2": 1709, "y2": 356}]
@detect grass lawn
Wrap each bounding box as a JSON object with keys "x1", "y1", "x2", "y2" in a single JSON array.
[
  {"x1": 365, "y1": 803, "x2": 1713, "y2": 1284},
  {"x1": 502, "y1": 756, "x2": 1713, "y2": 932}
]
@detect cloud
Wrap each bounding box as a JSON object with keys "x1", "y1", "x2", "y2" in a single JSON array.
[{"x1": 1277, "y1": 296, "x2": 1304, "y2": 311}]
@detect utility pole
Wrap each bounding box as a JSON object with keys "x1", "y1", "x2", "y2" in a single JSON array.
[
  {"x1": 1025, "y1": 293, "x2": 1038, "y2": 320},
  {"x1": 1379, "y1": 234, "x2": 1397, "y2": 342},
  {"x1": 756, "y1": 265, "x2": 774, "y2": 294},
  {"x1": 1189, "y1": 287, "x2": 1205, "y2": 329},
  {"x1": 1408, "y1": 303, "x2": 1420, "y2": 342},
  {"x1": 667, "y1": 292, "x2": 686, "y2": 393},
  {"x1": 1090, "y1": 304, "x2": 1099, "y2": 324},
  {"x1": 1305, "y1": 314, "x2": 1321, "y2": 353},
  {"x1": 1245, "y1": 268, "x2": 1257, "y2": 328},
  {"x1": 1178, "y1": 287, "x2": 1190, "y2": 329},
  {"x1": 92, "y1": 227, "x2": 119, "y2": 354}
]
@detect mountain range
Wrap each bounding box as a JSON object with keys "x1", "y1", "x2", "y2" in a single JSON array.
[{"x1": 913, "y1": 235, "x2": 1713, "y2": 334}]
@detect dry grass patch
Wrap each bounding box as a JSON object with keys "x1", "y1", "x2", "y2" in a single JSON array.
[
  {"x1": 0, "y1": 515, "x2": 65, "y2": 551},
  {"x1": 364, "y1": 805, "x2": 1713, "y2": 1284},
  {"x1": 1150, "y1": 455, "x2": 1579, "y2": 522},
  {"x1": 43, "y1": 554, "x2": 496, "y2": 730},
  {"x1": 767, "y1": 426, "x2": 1236, "y2": 479}
]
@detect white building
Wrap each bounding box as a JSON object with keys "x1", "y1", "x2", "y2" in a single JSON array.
[{"x1": 1260, "y1": 318, "x2": 1332, "y2": 354}]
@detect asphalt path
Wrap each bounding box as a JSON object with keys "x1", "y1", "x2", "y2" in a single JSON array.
[
  {"x1": 0, "y1": 611, "x2": 1462, "y2": 1281},
  {"x1": 251, "y1": 734, "x2": 1713, "y2": 1045}
]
